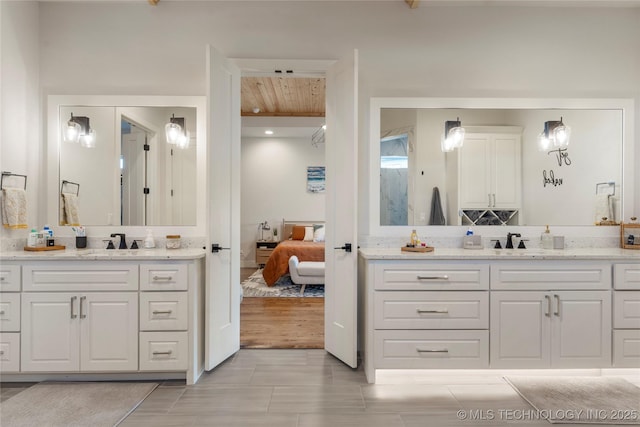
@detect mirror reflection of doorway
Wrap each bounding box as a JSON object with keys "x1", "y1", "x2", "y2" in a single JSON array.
[{"x1": 121, "y1": 119, "x2": 152, "y2": 226}]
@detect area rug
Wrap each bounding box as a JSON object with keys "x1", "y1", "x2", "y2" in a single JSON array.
[
  {"x1": 0, "y1": 382, "x2": 158, "y2": 427},
  {"x1": 241, "y1": 269, "x2": 324, "y2": 297},
  {"x1": 505, "y1": 376, "x2": 640, "y2": 424}
]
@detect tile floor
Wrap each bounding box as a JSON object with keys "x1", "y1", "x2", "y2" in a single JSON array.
[{"x1": 2, "y1": 349, "x2": 638, "y2": 427}]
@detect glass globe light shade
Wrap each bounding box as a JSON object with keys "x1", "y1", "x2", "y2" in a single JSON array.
[
  {"x1": 64, "y1": 121, "x2": 81, "y2": 143},
  {"x1": 553, "y1": 124, "x2": 571, "y2": 148},
  {"x1": 165, "y1": 122, "x2": 182, "y2": 145},
  {"x1": 176, "y1": 130, "x2": 190, "y2": 149},
  {"x1": 79, "y1": 128, "x2": 96, "y2": 148}
]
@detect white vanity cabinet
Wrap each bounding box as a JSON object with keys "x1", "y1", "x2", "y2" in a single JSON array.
[
  {"x1": 613, "y1": 264, "x2": 640, "y2": 367},
  {"x1": 458, "y1": 127, "x2": 522, "y2": 211},
  {"x1": 490, "y1": 262, "x2": 611, "y2": 368},
  {"x1": 21, "y1": 292, "x2": 138, "y2": 372},
  {"x1": 139, "y1": 263, "x2": 189, "y2": 371},
  {"x1": 362, "y1": 260, "x2": 490, "y2": 379},
  {"x1": 0, "y1": 262, "x2": 21, "y2": 372},
  {"x1": 1, "y1": 253, "x2": 206, "y2": 384},
  {"x1": 20, "y1": 262, "x2": 139, "y2": 372}
]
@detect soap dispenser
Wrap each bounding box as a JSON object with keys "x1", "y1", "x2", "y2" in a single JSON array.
[
  {"x1": 144, "y1": 229, "x2": 156, "y2": 249},
  {"x1": 541, "y1": 225, "x2": 553, "y2": 249}
]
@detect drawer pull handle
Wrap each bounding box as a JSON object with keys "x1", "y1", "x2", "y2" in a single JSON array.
[
  {"x1": 70, "y1": 296, "x2": 77, "y2": 319},
  {"x1": 544, "y1": 295, "x2": 551, "y2": 317},
  {"x1": 0, "y1": 310, "x2": 5, "y2": 315},
  {"x1": 417, "y1": 275, "x2": 449, "y2": 280},
  {"x1": 554, "y1": 294, "x2": 560, "y2": 317},
  {"x1": 79, "y1": 296, "x2": 87, "y2": 319},
  {"x1": 152, "y1": 350, "x2": 173, "y2": 356},
  {"x1": 0, "y1": 277, "x2": 5, "y2": 281},
  {"x1": 416, "y1": 348, "x2": 449, "y2": 353},
  {"x1": 152, "y1": 310, "x2": 173, "y2": 315},
  {"x1": 0, "y1": 350, "x2": 4, "y2": 355},
  {"x1": 416, "y1": 309, "x2": 449, "y2": 314},
  {"x1": 152, "y1": 276, "x2": 173, "y2": 281}
]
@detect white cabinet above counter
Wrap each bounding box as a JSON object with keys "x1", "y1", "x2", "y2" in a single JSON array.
[
  {"x1": 0, "y1": 249, "x2": 206, "y2": 384},
  {"x1": 359, "y1": 247, "x2": 640, "y2": 383}
]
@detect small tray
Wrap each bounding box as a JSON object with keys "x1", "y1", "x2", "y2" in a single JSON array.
[
  {"x1": 24, "y1": 245, "x2": 66, "y2": 252},
  {"x1": 401, "y1": 246, "x2": 434, "y2": 253}
]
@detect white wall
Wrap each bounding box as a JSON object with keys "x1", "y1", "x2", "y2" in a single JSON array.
[
  {"x1": 1, "y1": 2, "x2": 638, "y2": 241},
  {"x1": 0, "y1": 1, "x2": 40, "y2": 237},
  {"x1": 241, "y1": 136, "x2": 325, "y2": 267}
]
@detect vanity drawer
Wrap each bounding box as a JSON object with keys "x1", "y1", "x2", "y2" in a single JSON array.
[
  {"x1": 140, "y1": 292, "x2": 188, "y2": 331},
  {"x1": 140, "y1": 264, "x2": 188, "y2": 291},
  {"x1": 23, "y1": 263, "x2": 138, "y2": 291},
  {"x1": 374, "y1": 291, "x2": 488, "y2": 330},
  {"x1": 374, "y1": 330, "x2": 489, "y2": 369},
  {"x1": 0, "y1": 293, "x2": 20, "y2": 332},
  {"x1": 0, "y1": 264, "x2": 20, "y2": 292},
  {"x1": 374, "y1": 263, "x2": 489, "y2": 291},
  {"x1": 139, "y1": 331, "x2": 188, "y2": 371},
  {"x1": 0, "y1": 332, "x2": 20, "y2": 372},
  {"x1": 491, "y1": 262, "x2": 611, "y2": 290},
  {"x1": 613, "y1": 330, "x2": 640, "y2": 368},
  {"x1": 614, "y1": 291, "x2": 640, "y2": 329},
  {"x1": 614, "y1": 264, "x2": 640, "y2": 290}
]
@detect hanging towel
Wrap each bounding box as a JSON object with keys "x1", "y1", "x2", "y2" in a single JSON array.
[
  {"x1": 62, "y1": 192, "x2": 81, "y2": 226},
  {"x1": 429, "y1": 186, "x2": 446, "y2": 225},
  {"x1": 594, "y1": 193, "x2": 612, "y2": 223},
  {"x1": 1, "y1": 188, "x2": 28, "y2": 229}
]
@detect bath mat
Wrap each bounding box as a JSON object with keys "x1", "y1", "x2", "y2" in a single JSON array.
[
  {"x1": 505, "y1": 376, "x2": 640, "y2": 424},
  {"x1": 0, "y1": 381, "x2": 158, "y2": 427}
]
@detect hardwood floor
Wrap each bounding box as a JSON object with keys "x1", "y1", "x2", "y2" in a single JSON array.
[{"x1": 240, "y1": 268, "x2": 324, "y2": 349}]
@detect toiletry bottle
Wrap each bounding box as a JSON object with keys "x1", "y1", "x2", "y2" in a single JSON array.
[
  {"x1": 541, "y1": 225, "x2": 553, "y2": 249},
  {"x1": 410, "y1": 229, "x2": 418, "y2": 246},
  {"x1": 144, "y1": 229, "x2": 156, "y2": 248},
  {"x1": 466, "y1": 227, "x2": 474, "y2": 236},
  {"x1": 28, "y1": 228, "x2": 38, "y2": 247}
]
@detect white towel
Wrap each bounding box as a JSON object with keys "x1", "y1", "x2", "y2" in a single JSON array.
[
  {"x1": 594, "y1": 193, "x2": 612, "y2": 223},
  {"x1": 62, "y1": 192, "x2": 80, "y2": 226},
  {"x1": 1, "y1": 188, "x2": 28, "y2": 229}
]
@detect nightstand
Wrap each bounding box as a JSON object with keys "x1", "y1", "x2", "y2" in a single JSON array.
[{"x1": 256, "y1": 241, "x2": 278, "y2": 266}]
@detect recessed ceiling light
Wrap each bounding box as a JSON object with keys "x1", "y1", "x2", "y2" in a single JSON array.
[{"x1": 265, "y1": 130, "x2": 274, "y2": 135}]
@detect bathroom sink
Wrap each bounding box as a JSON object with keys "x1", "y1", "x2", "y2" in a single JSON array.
[
  {"x1": 493, "y1": 249, "x2": 546, "y2": 256},
  {"x1": 78, "y1": 249, "x2": 146, "y2": 257}
]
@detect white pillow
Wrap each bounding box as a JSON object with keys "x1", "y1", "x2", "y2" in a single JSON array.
[
  {"x1": 303, "y1": 226, "x2": 314, "y2": 241},
  {"x1": 313, "y1": 225, "x2": 325, "y2": 242}
]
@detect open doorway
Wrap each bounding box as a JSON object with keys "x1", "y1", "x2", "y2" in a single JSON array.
[{"x1": 239, "y1": 73, "x2": 327, "y2": 348}]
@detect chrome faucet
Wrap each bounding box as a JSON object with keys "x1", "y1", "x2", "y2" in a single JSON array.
[
  {"x1": 110, "y1": 233, "x2": 127, "y2": 249},
  {"x1": 505, "y1": 232, "x2": 521, "y2": 249}
]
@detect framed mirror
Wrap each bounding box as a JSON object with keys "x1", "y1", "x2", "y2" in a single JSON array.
[
  {"x1": 47, "y1": 95, "x2": 206, "y2": 230},
  {"x1": 369, "y1": 98, "x2": 635, "y2": 235}
]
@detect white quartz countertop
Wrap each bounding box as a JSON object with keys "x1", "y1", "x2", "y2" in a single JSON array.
[
  {"x1": 359, "y1": 247, "x2": 640, "y2": 261},
  {"x1": 0, "y1": 247, "x2": 207, "y2": 261}
]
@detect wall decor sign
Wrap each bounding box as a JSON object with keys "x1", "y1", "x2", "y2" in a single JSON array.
[
  {"x1": 307, "y1": 166, "x2": 325, "y2": 193},
  {"x1": 542, "y1": 148, "x2": 571, "y2": 188}
]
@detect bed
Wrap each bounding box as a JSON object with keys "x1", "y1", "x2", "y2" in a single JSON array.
[{"x1": 262, "y1": 220, "x2": 325, "y2": 286}]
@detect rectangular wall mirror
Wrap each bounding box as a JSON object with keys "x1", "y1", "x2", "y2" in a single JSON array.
[
  {"x1": 47, "y1": 95, "x2": 206, "y2": 228},
  {"x1": 370, "y1": 98, "x2": 635, "y2": 233}
]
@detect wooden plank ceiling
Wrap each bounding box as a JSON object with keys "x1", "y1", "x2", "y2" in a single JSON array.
[{"x1": 241, "y1": 77, "x2": 325, "y2": 117}]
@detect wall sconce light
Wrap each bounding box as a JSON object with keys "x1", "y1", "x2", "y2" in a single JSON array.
[
  {"x1": 64, "y1": 113, "x2": 96, "y2": 148},
  {"x1": 258, "y1": 220, "x2": 271, "y2": 241},
  {"x1": 441, "y1": 118, "x2": 465, "y2": 152},
  {"x1": 165, "y1": 114, "x2": 190, "y2": 149},
  {"x1": 537, "y1": 117, "x2": 571, "y2": 151}
]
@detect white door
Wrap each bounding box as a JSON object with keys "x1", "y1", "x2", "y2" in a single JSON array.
[
  {"x1": 492, "y1": 135, "x2": 521, "y2": 208},
  {"x1": 121, "y1": 126, "x2": 147, "y2": 225},
  {"x1": 551, "y1": 291, "x2": 612, "y2": 368},
  {"x1": 80, "y1": 293, "x2": 138, "y2": 371},
  {"x1": 459, "y1": 135, "x2": 491, "y2": 208},
  {"x1": 324, "y1": 50, "x2": 358, "y2": 368},
  {"x1": 205, "y1": 45, "x2": 241, "y2": 370},
  {"x1": 21, "y1": 293, "x2": 79, "y2": 372}
]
